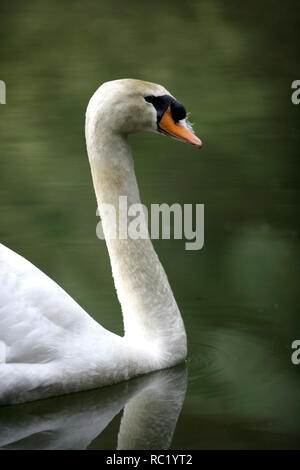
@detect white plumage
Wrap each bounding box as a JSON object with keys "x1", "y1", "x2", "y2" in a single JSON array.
[{"x1": 0, "y1": 79, "x2": 201, "y2": 405}]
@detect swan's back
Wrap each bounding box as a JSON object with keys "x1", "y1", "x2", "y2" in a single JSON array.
[{"x1": 0, "y1": 243, "x2": 105, "y2": 365}]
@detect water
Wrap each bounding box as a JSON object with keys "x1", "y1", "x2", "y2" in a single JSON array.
[{"x1": 0, "y1": 0, "x2": 299, "y2": 449}]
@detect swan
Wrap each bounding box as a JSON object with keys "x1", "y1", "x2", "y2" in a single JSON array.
[{"x1": 0, "y1": 79, "x2": 202, "y2": 405}]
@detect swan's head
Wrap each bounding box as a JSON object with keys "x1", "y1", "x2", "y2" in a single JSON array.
[{"x1": 86, "y1": 79, "x2": 202, "y2": 148}]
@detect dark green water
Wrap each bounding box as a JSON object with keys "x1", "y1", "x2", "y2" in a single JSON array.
[{"x1": 0, "y1": 0, "x2": 299, "y2": 449}]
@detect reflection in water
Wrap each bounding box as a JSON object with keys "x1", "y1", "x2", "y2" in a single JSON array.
[{"x1": 0, "y1": 365, "x2": 187, "y2": 450}]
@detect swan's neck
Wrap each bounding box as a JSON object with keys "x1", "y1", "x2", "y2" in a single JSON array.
[{"x1": 86, "y1": 124, "x2": 187, "y2": 366}]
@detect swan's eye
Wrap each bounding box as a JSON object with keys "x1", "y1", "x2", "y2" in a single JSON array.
[
  {"x1": 144, "y1": 95, "x2": 170, "y2": 123},
  {"x1": 144, "y1": 95, "x2": 155, "y2": 103}
]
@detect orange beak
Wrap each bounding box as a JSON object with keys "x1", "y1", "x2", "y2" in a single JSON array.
[{"x1": 158, "y1": 106, "x2": 202, "y2": 148}]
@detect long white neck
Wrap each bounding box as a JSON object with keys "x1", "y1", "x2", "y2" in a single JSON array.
[{"x1": 86, "y1": 118, "x2": 187, "y2": 366}]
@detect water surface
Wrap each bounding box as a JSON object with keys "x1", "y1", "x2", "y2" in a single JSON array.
[{"x1": 0, "y1": 0, "x2": 299, "y2": 449}]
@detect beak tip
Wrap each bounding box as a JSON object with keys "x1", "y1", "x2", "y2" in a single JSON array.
[
  {"x1": 159, "y1": 107, "x2": 203, "y2": 149},
  {"x1": 192, "y1": 136, "x2": 203, "y2": 148}
]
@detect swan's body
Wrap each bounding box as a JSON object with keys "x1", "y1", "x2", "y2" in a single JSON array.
[{"x1": 0, "y1": 79, "x2": 202, "y2": 405}]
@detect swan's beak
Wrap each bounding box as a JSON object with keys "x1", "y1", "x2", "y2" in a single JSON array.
[{"x1": 158, "y1": 107, "x2": 202, "y2": 148}]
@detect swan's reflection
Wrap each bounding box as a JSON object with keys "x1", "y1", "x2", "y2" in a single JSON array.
[{"x1": 0, "y1": 364, "x2": 187, "y2": 450}]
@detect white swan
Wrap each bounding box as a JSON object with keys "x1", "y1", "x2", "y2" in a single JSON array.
[{"x1": 0, "y1": 79, "x2": 202, "y2": 405}]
